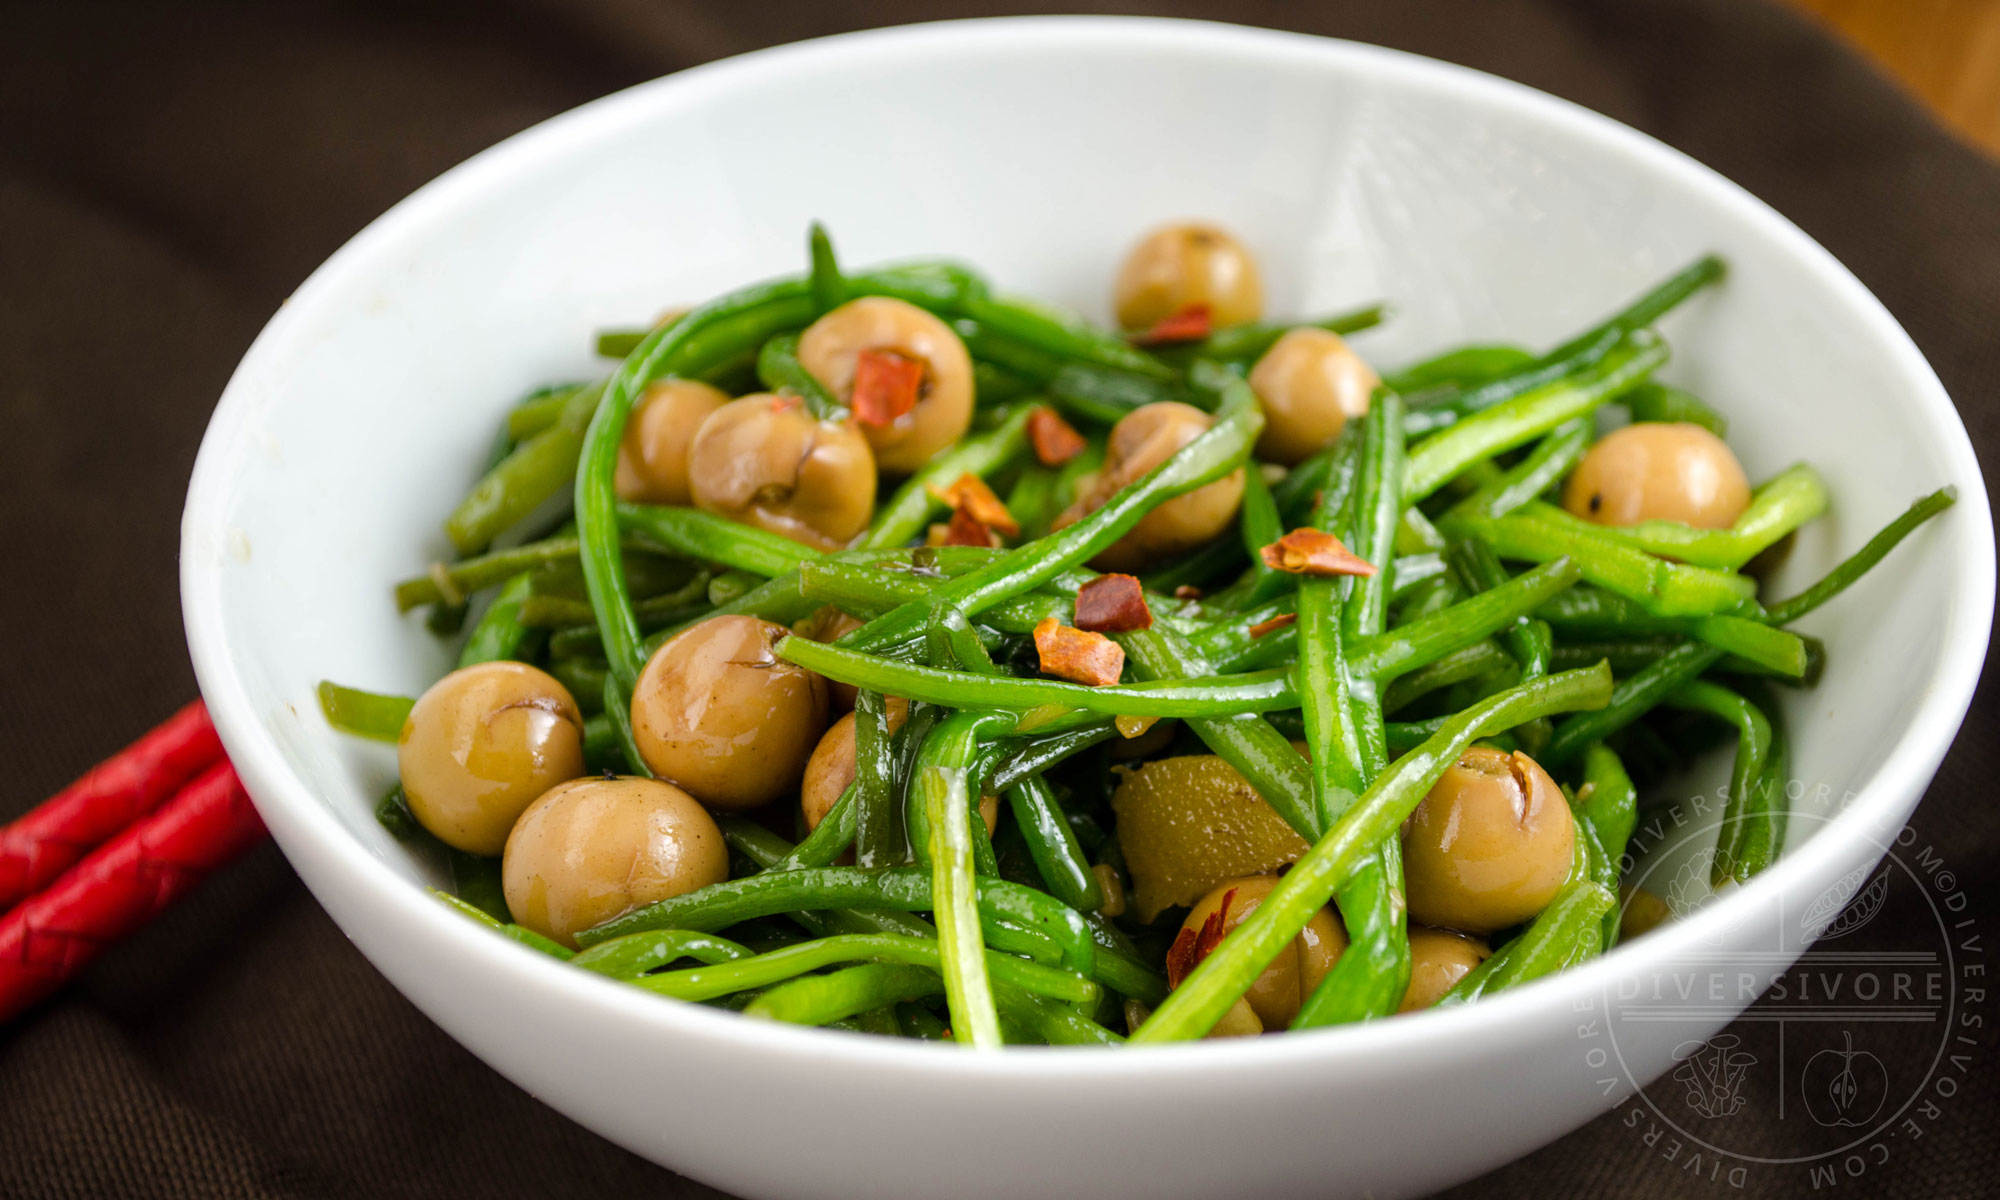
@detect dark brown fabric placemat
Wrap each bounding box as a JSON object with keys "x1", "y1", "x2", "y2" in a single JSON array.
[{"x1": 2, "y1": 1, "x2": 1994, "y2": 1196}]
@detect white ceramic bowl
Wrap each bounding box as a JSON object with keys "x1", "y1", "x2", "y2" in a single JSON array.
[{"x1": 181, "y1": 17, "x2": 1993, "y2": 1200}]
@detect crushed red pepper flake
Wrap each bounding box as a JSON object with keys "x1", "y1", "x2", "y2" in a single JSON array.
[
  {"x1": 930, "y1": 505, "x2": 1000, "y2": 548},
  {"x1": 1073, "y1": 574, "x2": 1153, "y2": 633},
  {"x1": 851, "y1": 347, "x2": 925, "y2": 427},
  {"x1": 1130, "y1": 303, "x2": 1214, "y2": 347},
  {"x1": 1165, "y1": 887, "x2": 1238, "y2": 989},
  {"x1": 926, "y1": 472, "x2": 1020, "y2": 536},
  {"x1": 1259, "y1": 529, "x2": 1380, "y2": 578},
  {"x1": 1173, "y1": 585, "x2": 1203, "y2": 601},
  {"x1": 1032, "y1": 617, "x2": 1125, "y2": 687},
  {"x1": 1027, "y1": 406, "x2": 1088, "y2": 466},
  {"x1": 1248, "y1": 612, "x2": 1298, "y2": 638}
]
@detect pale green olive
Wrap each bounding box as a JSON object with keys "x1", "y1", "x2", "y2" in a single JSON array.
[
  {"x1": 1110, "y1": 752, "x2": 1313, "y2": 923},
  {"x1": 1398, "y1": 926, "x2": 1492, "y2": 1012},
  {"x1": 1248, "y1": 328, "x2": 1378, "y2": 465},
  {"x1": 1055, "y1": 402, "x2": 1245, "y2": 572},
  {"x1": 1562, "y1": 422, "x2": 1751, "y2": 529},
  {"x1": 1169, "y1": 875, "x2": 1346, "y2": 1032},
  {"x1": 614, "y1": 378, "x2": 730, "y2": 506},
  {"x1": 1402, "y1": 746, "x2": 1574, "y2": 933},
  {"x1": 397, "y1": 661, "x2": 585, "y2": 856},
  {"x1": 630, "y1": 614, "x2": 829, "y2": 811},
  {"x1": 687, "y1": 394, "x2": 877, "y2": 550},
  {"x1": 1113, "y1": 222, "x2": 1263, "y2": 330},
  {"x1": 502, "y1": 775, "x2": 728, "y2": 947},
  {"x1": 798, "y1": 297, "x2": 974, "y2": 474}
]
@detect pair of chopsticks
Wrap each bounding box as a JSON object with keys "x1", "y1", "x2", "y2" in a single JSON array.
[{"x1": 0, "y1": 702, "x2": 269, "y2": 1022}]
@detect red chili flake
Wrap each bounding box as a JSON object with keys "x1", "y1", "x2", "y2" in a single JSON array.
[
  {"x1": 1259, "y1": 529, "x2": 1380, "y2": 578},
  {"x1": 1032, "y1": 617, "x2": 1126, "y2": 687},
  {"x1": 1130, "y1": 303, "x2": 1214, "y2": 346},
  {"x1": 1248, "y1": 612, "x2": 1298, "y2": 638},
  {"x1": 1165, "y1": 888, "x2": 1237, "y2": 989},
  {"x1": 932, "y1": 505, "x2": 999, "y2": 548},
  {"x1": 851, "y1": 347, "x2": 925, "y2": 427},
  {"x1": 926, "y1": 472, "x2": 1020, "y2": 536},
  {"x1": 1027, "y1": 406, "x2": 1088, "y2": 466},
  {"x1": 1173, "y1": 585, "x2": 1203, "y2": 601},
  {"x1": 1073, "y1": 574, "x2": 1153, "y2": 633}
]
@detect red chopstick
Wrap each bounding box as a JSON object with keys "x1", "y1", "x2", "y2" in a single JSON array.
[
  {"x1": 1, "y1": 701, "x2": 224, "y2": 910},
  {"x1": 0, "y1": 705, "x2": 270, "y2": 1023}
]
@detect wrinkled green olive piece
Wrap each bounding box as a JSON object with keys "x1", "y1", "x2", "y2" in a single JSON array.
[
  {"x1": 1562, "y1": 421, "x2": 1751, "y2": 529},
  {"x1": 614, "y1": 378, "x2": 730, "y2": 506},
  {"x1": 1402, "y1": 746, "x2": 1574, "y2": 934},
  {"x1": 1113, "y1": 222, "x2": 1263, "y2": 330},
  {"x1": 1171, "y1": 874, "x2": 1345, "y2": 1032},
  {"x1": 1248, "y1": 327, "x2": 1377, "y2": 465},
  {"x1": 630, "y1": 614, "x2": 830, "y2": 811},
  {"x1": 687, "y1": 393, "x2": 877, "y2": 550},
  {"x1": 799, "y1": 296, "x2": 974, "y2": 474},
  {"x1": 397, "y1": 661, "x2": 585, "y2": 856},
  {"x1": 1398, "y1": 926, "x2": 1492, "y2": 1012},
  {"x1": 1110, "y1": 752, "x2": 1311, "y2": 923},
  {"x1": 502, "y1": 775, "x2": 728, "y2": 947},
  {"x1": 1056, "y1": 401, "x2": 1245, "y2": 572}
]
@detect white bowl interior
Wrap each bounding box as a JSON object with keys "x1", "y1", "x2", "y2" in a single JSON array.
[{"x1": 183, "y1": 19, "x2": 1992, "y2": 1200}]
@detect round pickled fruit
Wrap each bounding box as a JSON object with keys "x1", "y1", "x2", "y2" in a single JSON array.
[
  {"x1": 797, "y1": 699, "x2": 990, "y2": 834},
  {"x1": 798, "y1": 297, "x2": 974, "y2": 474},
  {"x1": 1056, "y1": 402, "x2": 1244, "y2": 572},
  {"x1": 1248, "y1": 327, "x2": 1377, "y2": 465},
  {"x1": 630, "y1": 615, "x2": 829, "y2": 811},
  {"x1": 799, "y1": 722, "x2": 995, "y2": 835},
  {"x1": 613, "y1": 378, "x2": 729, "y2": 506},
  {"x1": 502, "y1": 775, "x2": 728, "y2": 947},
  {"x1": 1402, "y1": 746, "x2": 1574, "y2": 933},
  {"x1": 397, "y1": 661, "x2": 585, "y2": 856},
  {"x1": 1562, "y1": 422, "x2": 1751, "y2": 530},
  {"x1": 687, "y1": 394, "x2": 877, "y2": 550},
  {"x1": 1399, "y1": 927, "x2": 1492, "y2": 1012},
  {"x1": 1168, "y1": 875, "x2": 1346, "y2": 1032},
  {"x1": 1113, "y1": 222, "x2": 1263, "y2": 331}
]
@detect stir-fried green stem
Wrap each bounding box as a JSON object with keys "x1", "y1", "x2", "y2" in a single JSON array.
[{"x1": 1132, "y1": 663, "x2": 1612, "y2": 1042}]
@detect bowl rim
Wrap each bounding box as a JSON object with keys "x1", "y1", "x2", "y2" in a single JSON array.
[{"x1": 182, "y1": 14, "x2": 1995, "y2": 1080}]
